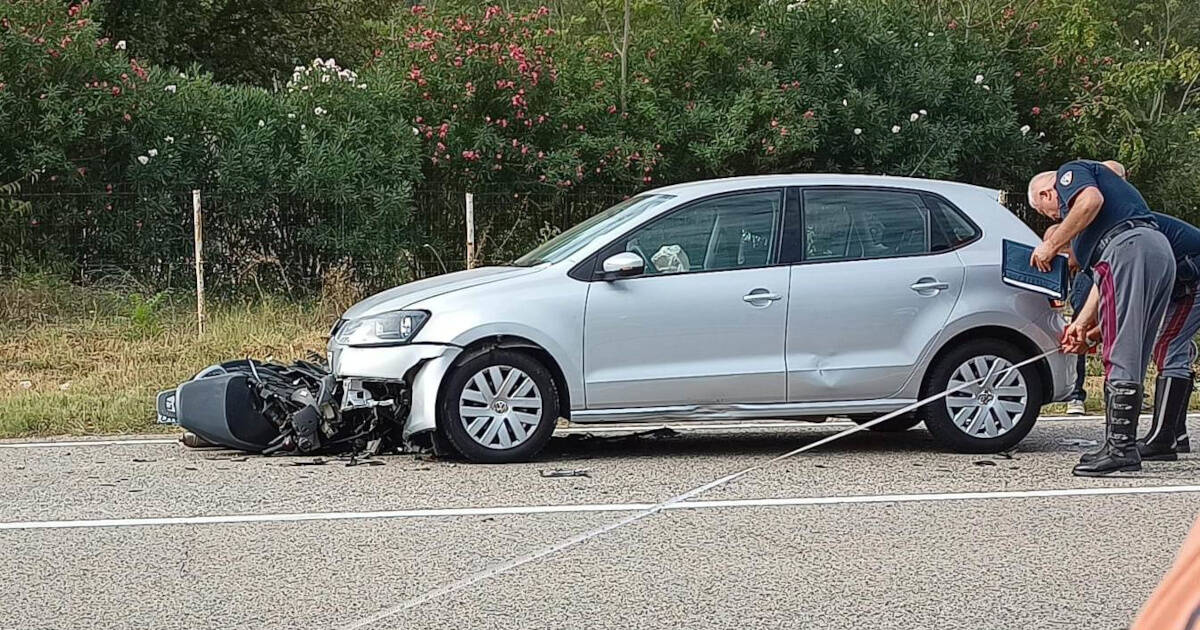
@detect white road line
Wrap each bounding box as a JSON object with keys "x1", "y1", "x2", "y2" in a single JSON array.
[
  {"x1": 5, "y1": 485, "x2": 1198, "y2": 532},
  {"x1": 0, "y1": 414, "x2": 1190, "y2": 449},
  {"x1": 676, "y1": 485, "x2": 1200, "y2": 509},
  {"x1": 0, "y1": 503, "x2": 657, "y2": 531},
  {"x1": 0, "y1": 438, "x2": 177, "y2": 449}
]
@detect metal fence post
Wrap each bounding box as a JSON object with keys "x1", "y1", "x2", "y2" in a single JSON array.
[
  {"x1": 192, "y1": 189, "x2": 205, "y2": 336},
  {"x1": 465, "y1": 192, "x2": 475, "y2": 269}
]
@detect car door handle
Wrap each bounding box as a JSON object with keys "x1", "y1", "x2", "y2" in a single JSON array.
[
  {"x1": 910, "y1": 279, "x2": 950, "y2": 293},
  {"x1": 743, "y1": 291, "x2": 783, "y2": 303}
]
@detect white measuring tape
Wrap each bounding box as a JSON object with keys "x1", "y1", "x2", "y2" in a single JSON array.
[{"x1": 341, "y1": 346, "x2": 1061, "y2": 629}]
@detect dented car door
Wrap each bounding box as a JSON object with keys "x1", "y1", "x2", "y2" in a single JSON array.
[{"x1": 785, "y1": 187, "x2": 965, "y2": 402}]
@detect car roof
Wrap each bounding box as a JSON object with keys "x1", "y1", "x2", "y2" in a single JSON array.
[{"x1": 647, "y1": 174, "x2": 1000, "y2": 201}]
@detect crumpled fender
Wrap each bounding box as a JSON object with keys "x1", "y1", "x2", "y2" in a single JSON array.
[{"x1": 404, "y1": 347, "x2": 462, "y2": 440}]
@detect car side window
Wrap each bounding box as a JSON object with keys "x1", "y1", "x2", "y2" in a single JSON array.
[
  {"x1": 926, "y1": 195, "x2": 980, "y2": 252},
  {"x1": 608, "y1": 189, "x2": 782, "y2": 275},
  {"x1": 802, "y1": 189, "x2": 930, "y2": 262}
]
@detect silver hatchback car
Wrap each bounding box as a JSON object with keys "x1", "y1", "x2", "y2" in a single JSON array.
[{"x1": 329, "y1": 175, "x2": 1073, "y2": 462}]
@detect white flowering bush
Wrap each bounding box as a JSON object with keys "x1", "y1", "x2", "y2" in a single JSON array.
[{"x1": 1, "y1": 0, "x2": 421, "y2": 290}]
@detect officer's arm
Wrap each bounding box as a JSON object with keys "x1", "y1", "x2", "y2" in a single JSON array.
[{"x1": 1045, "y1": 187, "x2": 1105, "y2": 253}]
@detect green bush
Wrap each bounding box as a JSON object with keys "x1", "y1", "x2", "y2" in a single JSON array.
[
  {"x1": 1, "y1": 0, "x2": 423, "y2": 292},
  {"x1": 3, "y1": 0, "x2": 1198, "y2": 292}
]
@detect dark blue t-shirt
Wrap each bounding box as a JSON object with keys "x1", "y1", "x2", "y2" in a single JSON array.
[
  {"x1": 1153, "y1": 212, "x2": 1200, "y2": 261},
  {"x1": 1056, "y1": 159, "x2": 1154, "y2": 268}
]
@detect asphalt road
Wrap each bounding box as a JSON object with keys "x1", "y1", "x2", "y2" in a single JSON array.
[{"x1": 2, "y1": 415, "x2": 1199, "y2": 630}]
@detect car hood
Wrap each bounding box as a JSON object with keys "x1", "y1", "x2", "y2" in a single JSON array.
[{"x1": 342, "y1": 266, "x2": 540, "y2": 319}]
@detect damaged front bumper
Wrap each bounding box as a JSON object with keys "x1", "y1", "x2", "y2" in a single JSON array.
[
  {"x1": 157, "y1": 343, "x2": 460, "y2": 455},
  {"x1": 330, "y1": 342, "x2": 462, "y2": 443}
]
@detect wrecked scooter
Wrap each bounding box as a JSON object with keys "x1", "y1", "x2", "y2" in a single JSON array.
[{"x1": 156, "y1": 359, "x2": 406, "y2": 456}]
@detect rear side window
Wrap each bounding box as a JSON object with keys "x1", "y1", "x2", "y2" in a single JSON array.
[
  {"x1": 926, "y1": 195, "x2": 980, "y2": 252},
  {"x1": 801, "y1": 189, "x2": 929, "y2": 262}
]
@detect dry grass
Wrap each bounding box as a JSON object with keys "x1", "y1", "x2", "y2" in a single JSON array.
[{"x1": 0, "y1": 276, "x2": 330, "y2": 438}]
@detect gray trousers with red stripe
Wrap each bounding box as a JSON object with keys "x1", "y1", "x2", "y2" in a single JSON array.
[
  {"x1": 1092, "y1": 227, "x2": 1175, "y2": 384},
  {"x1": 1154, "y1": 284, "x2": 1200, "y2": 378}
]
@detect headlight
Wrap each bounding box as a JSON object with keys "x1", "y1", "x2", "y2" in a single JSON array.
[{"x1": 335, "y1": 310, "x2": 429, "y2": 346}]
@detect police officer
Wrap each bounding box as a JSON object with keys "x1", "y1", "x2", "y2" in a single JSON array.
[
  {"x1": 1071, "y1": 210, "x2": 1199, "y2": 463},
  {"x1": 1091, "y1": 162, "x2": 1194, "y2": 457},
  {"x1": 1028, "y1": 159, "x2": 1175, "y2": 476},
  {"x1": 1141, "y1": 213, "x2": 1198, "y2": 457}
]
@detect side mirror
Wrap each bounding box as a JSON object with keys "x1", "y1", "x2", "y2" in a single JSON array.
[{"x1": 599, "y1": 252, "x2": 645, "y2": 280}]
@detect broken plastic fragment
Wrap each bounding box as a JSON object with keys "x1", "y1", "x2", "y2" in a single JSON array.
[{"x1": 540, "y1": 468, "x2": 591, "y2": 478}]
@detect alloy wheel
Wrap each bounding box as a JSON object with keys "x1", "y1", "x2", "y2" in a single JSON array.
[
  {"x1": 458, "y1": 365, "x2": 544, "y2": 449},
  {"x1": 944, "y1": 355, "x2": 1029, "y2": 439}
]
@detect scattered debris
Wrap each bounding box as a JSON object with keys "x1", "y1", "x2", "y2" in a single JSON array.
[
  {"x1": 291, "y1": 457, "x2": 327, "y2": 466},
  {"x1": 203, "y1": 455, "x2": 249, "y2": 462},
  {"x1": 993, "y1": 450, "x2": 1016, "y2": 460},
  {"x1": 540, "y1": 468, "x2": 591, "y2": 478},
  {"x1": 184, "y1": 466, "x2": 198, "y2": 471},
  {"x1": 1059, "y1": 438, "x2": 1100, "y2": 448},
  {"x1": 18, "y1": 380, "x2": 32, "y2": 389},
  {"x1": 345, "y1": 458, "x2": 385, "y2": 467},
  {"x1": 180, "y1": 432, "x2": 218, "y2": 448},
  {"x1": 973, "y1": 460, "x2": 997, "y2": 467},
  {"x1": 58, "y1": 382, "x2": 71, "y2": 391},
  {"x1": 131, "y1": 458, "x2": 156, "y2": 463}
]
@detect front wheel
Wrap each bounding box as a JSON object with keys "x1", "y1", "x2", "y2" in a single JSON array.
[
  {"x1": 439, "y1": 350, "x2": 560, "y2": 463},
  {"x1": 921, "y1": 339, "x2": 1044, "y2": 454}
]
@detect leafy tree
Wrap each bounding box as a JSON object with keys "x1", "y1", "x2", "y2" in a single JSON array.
[{"x1": 98, "y1": 0, "x2": 391, "y2": 86}]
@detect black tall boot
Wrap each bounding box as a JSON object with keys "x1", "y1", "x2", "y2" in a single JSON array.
[
  {"x1": 1074, "y1": 381, "x2": 1143, "y2": 477},
  {"x1": 1174, "y1": 373, "x2": 1193, "y2": 454},
  {"x1": 1081, "y1": 377, "x2": 1162, "y2": 464},
  {"x1": 1138, "y1": 375, "x2": 1187, "y2": 461}
]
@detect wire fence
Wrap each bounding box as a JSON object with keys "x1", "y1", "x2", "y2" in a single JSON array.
[
  {"x1": 0, "y1": 184, "x2": 632, "y2": 296},
  {"x1": 1, "y1": 183, "x2": 1038, "y2": 296}
]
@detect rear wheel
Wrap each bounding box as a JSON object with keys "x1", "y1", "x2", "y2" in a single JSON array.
[
  {"x1": 922, "y1": 339, "x2": 1043, "y2": 454},
  {"x1": 439, "y1": 350, "x2": 559, "y2": 463}
]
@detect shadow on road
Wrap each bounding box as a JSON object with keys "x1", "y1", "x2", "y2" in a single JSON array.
[{"x1": 538, "y1": 426, "x2": 945, "y2": 462}]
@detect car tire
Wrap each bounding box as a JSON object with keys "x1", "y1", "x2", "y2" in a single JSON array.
[
  {"x1": 849, "y1": 414, "x2": 923, "y2": 432},
  {"x1": 438, "y1": 349, "x2": 560, "y2": 463},
  {"x1": 922, "y1": 339, "x2": 1044, "y2": 454}
]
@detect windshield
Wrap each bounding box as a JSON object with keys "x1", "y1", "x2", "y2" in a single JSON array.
[{"x1": 513, "y1": 194, "x2": 674, "y2": 266}]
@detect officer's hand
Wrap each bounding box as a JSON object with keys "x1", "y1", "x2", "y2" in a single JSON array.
[
  {"x1": 1031, "y1": 241, "x2": 1057, "y2": 272},
  {"x1": 1061, "y1": 321, "x2": 1089, "y2": 354}
]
